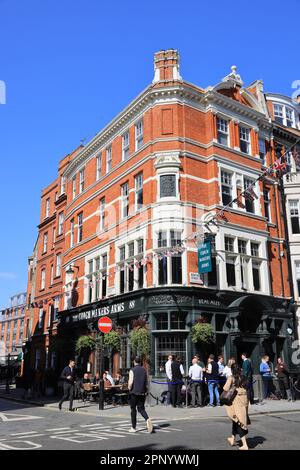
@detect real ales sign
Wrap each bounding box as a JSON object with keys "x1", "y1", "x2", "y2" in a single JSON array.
[{"x1": 198, "y1": 241, "x2": 212, "y2": 274}]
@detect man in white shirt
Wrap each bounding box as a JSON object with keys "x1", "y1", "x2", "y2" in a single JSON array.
[
  {"x1": 165, "y1": 355, "x2": 174, "y2": 405},
  {"x1": 188, "y1": 357, "x2": 203, "y2": 407}
]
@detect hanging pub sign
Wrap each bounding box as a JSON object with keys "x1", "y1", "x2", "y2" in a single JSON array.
[{"x1": 198, "y1": 240, "x2": 212, "y2": 274}]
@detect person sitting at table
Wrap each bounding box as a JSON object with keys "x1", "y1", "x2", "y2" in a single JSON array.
[
  {"x1": 105, "y1": 370, "x2": 115, "y2": 386},
  {"x1": 103, "y1": 372, "x2": 117, "y2": 406},
  {"x1": 80, "y1": 373, "x2": 92, "y2": 401},
  {"x1": 114, "y1": 372, "x2": 125, "y2": 386},
  {"x1": 93, "y1": 372, "x2": 100, "y2": 386}
]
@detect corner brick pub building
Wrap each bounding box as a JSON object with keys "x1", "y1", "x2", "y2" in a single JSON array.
[{"x1": 24, "y1": 50, "x2": 300, "y2": 380}]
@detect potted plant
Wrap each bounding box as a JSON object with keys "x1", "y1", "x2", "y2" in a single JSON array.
[{"x1": 191, "y1": 317, "x2": 214, "y2": 345}]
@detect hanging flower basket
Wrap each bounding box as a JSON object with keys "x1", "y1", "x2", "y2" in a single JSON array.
[
  {"x1": 191, "y1": 318, "x2": 214, "y2": 344},
  {"x1": 75, "y1": 335, "x2": 96, "y2": 354},
  {"x1": 103, "y1": 330, "x2": 121, "y2": 351}
]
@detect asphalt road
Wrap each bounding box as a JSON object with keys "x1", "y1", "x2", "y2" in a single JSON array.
[{"x1": 0, "y1": 398, "x2": 299, "y2": 451}]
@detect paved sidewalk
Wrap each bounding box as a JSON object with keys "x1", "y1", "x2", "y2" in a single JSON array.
[{"x1": 1, "y1": 384, "x2": 300, "y2": 420}]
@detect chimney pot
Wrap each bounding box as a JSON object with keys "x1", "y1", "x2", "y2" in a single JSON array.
[{"x1": 153, "y1": 49, "x2": 182, "y2": 84}]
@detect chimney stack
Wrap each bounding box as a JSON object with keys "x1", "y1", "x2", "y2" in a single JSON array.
[{"x1": 153, "y1": 49, "x2": 182, "y2": 84}]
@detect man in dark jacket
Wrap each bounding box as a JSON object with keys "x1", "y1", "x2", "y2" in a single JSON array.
[
  {"x1": 276, "y1": 357, "x2": 293, "y2": 401},
  {"x1": 58, "y1": 359, "x2": 76, "y2": 411},
  {"x1": 171, "y1": 356, "x2": 184, "y2": 408},
  {"x1": 128, "y1": 357, "x2": 153, "y2": 433},
  {"x1": 241, "y1": 353, "x2": 254, "y2": 404}
]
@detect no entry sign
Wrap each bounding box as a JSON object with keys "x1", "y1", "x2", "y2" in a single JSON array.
[{"x1": 98, "y1": 316, "x2": 113, "y2": 333}]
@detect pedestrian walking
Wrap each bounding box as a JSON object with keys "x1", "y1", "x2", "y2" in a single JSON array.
[
  {"x1": 206, "y1": 354, "x2": 221, "y2": 407},
  {"x1": 223, "y1": 365, "x2": 251, "y2": 450},
  {"x1": 260, "y1": 355, "x2": 272, "y2": 400},
  {"x1": 241, "y1": 353, "x2": 254, "y2": 404},
  {"x1": 188, "y1": 357, "x2": 203, "y2": 407},
  {"x1": 58, "y1": 359, "x2": 76, "y2": 411},
  {"x1": 275, "y1": 357, "x2": 293, "y2": 401},
  {"x1": 128, "y1": 356, "x2": 153, "y2": 433},
  {"x1": 171, "y1": 356, "x2": 184, "y2": 408},
  {"x1": 223, "y1": 358, "x2": 236, "y2": 379},
  {"x1": 217, "y1": 355, "x2": 226, "y2": 393},
  {"x1": 165, "y1": 354, "x2": 174, "y2": 406}
]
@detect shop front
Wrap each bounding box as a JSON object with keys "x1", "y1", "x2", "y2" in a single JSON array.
[{"x1": 57, "y1": 287, "x2": 296, "y2": 378}]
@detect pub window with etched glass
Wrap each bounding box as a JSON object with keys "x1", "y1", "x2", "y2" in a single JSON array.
[
  {"x1": 155, "y1": 332, "x2": 187, "y2": 376},
  {"x1": 157, "y1": 230, "x2": 182, "y2": 286},
  {"x1": 217, "y1": 117, "x2": 229, "y2": 146}
]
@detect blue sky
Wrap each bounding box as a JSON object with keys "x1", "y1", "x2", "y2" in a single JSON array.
[{"x1": 0, "y1": 0, "x2": 299, "y2": 307}]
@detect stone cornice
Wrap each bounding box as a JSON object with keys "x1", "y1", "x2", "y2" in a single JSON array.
[{"x1": 37, "y1": 214, "x2": 56, "y2": 230}]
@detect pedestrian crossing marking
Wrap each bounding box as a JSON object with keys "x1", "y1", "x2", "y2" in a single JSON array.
[{"x1": 0, "y1": 412, "x2": 42, "y2": 422}]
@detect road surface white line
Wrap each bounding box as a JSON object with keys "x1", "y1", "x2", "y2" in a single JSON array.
[{"x1": 46, "y1": 427, "x2": 71, "y2": 431}]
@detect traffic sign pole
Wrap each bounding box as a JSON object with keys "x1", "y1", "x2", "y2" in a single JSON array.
[{"x1": 97, "y1": 316, "x2": 112, "y2": 410}]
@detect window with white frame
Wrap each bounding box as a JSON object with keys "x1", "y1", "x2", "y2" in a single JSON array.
[
  {"x1": 238, "y1": 239, "x2": 247, "y2": 255},
  {"x1": 60, "y1": 175, "x2": 66, "y2": 195},
  {"x1": 225, "y1": 236, "x2": 235, "y2": 252},
  {"x1": 289, "y1": 200, "x2": 300, "y2": 234},
  {"x1": 244, "y1": 178, "x2": 255, "y2": 214},
  {"x1": 72, "y1": 176, "x2": 76, "y2": 199},
  {"x1": 96, "y1": 154, "x2": 102, "y2": 180},
  {"x1": 45, "y1": 198, "x2": 50, "y2": 218},
  {"x1": 56, "y1": 254, "x2": 61, "y2": 277},
  {"x1": 221, "y1": 170, "x2": 232, "y2": 206},
  {"x1": 43, "y1": 233, "x2": 48, "y2": 254},
  {"x1": 70, "y1": 219, "x2": 75, "y2": 247},
  {"x1": 159, "y1": 174, "x2": 177, "y2": 198},
  {"x1": 41, "y1": 268, "x2": 46, "y2": 290},
  {"x1": 135, "y1": 120, "x2": 143, "y2": 150},
  {"x1": 295, "y1": 261, "x2": 300, "y2": 297},
  {"x1": 79, "y1": 169, "x2": 85, "y2": 193},
  {"x1": 286, "y1": 107, "x2": 294, "y2": 127},
  {"x1": 239, "y1": 126, "x2": 251, "y2": 154},
  {"x1": 50, "y1": 265, "x2": 54, "y2": 286},
  {"x1": 99, "y1": 197, "x2": 105, "y2": 230},
  {"x1": 252, "y1": 260, "x2": 261, "y2": 291},
  {"x1": 119, "y1": 246, "x2": 126, "y2": 294},
  {"x1": 58, "y1": 212, "x2": 64, "y2": 235},
  {"x1": 106, "y1": 146, "x2": 112, "y2": 173},
  {"x1": 135, "y1": 173, "x2": 143, "y2": 211},
  {"x1": 274, "y1": 104, "x2": 284, "y2": 125},
  {"x1": 77, "y1": 213, "x2": 83, "y2": 242},
  {"x1": 259, "y1": 138, "x2": 267, "y2": 165},
  {"x1": 121, "y1": 182, "x2": 129, "y2": 218},
  {"x1": 101, "y1": 254, "x2": 107, "y2": 298},
  {"x1": 53, "y1": 227, "x2": 56, "y2": 246},
  {"x1": 122, "y1": 132, "x2": 130, "y2": 160},
  {"x1": 217, "y1": 117, "x2": 229, "y2": 146},
  {"x1": 263, "y1": 188, "x2": 271, "y2": 222},
  {"x1": 38, "y1": 310, "x2": 44, "y2": 330},
  {"x1": 157, "y1": 230, "x2": 182, "y2": 286},
  {"x1": 250, "y1": 242, "x2": 260, "y2": 257}
]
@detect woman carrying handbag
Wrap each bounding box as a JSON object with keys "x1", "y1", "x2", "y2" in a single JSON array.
[{"x1": 221, "y1": 365, "x2": 251, "y2": 450}]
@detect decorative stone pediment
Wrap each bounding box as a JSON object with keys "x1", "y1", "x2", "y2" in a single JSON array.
[
  {"x1": 154, "y1": 152, "x2": 181, "y2": 170},
  {"x1": 222, "y1": 65, "x2": 243, "y2": 87}
]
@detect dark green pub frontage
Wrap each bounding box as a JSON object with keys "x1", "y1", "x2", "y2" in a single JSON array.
[{"x1": 57, "y1": 287, "x2": 297, "y2": 400}]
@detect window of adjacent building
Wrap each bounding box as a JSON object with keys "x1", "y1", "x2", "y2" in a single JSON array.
[
  {"x1": 217, "y1": 117, "x2": 229, "y2": 146},
  {"x1": 96, "y1": 154, "x2": 102, "y2": 180},
  {"x1": 60, "y1": 176, "x2": 66, "y2": 195},
  {"x1": 225, "y1": 236, "x2": 235, "y2": 253},
  {"x1": 122, "y1": 132, "x2": 130, "y2": 160},
  {"x1": 58, "y1": 212, "x2": 64, "y2": 236},
  {"x1": 135, "y1": 119, "x2": 143, "y2": 150},
  {"x1": 70, "y1": 219, "x2": 75, "y2": 247},
  {"x1": 239, "y1": 126, "x2": 251, "y2": 154},
  {"x1": 41, "y1": 268, "x2": 46, "y2": 290},
  {"x1": 56, "y1": 253, "x2": 61, "y2": 277},
  {"x1": 289, "y1": 200, "x2": 300, "y2": 234},
  {"x1": 135, "y1": 173, "x2": 143, "y2": 211},
  {"x1": 244, "y1": 178, "x2": 255, "y2": 214},
  {"x1": 238, "y1": 239, "x2": 247, "y2": 254},
  {"x1": 159, "y1": 174, "x2": 177, "y2": 198},
  {"x1": 45, "y1": 198, "x2": 50, "y2": 219},
  {"x1": 259, "y1": 138, "x2": 267, "y2": 165},
  {"x1": 221, "y1": 170, "x2": 232, "y2": 206},
  {"x1": 295, "y1": 262, "x2": 300, "y2": 297},
  {"x1": 252, "y1": 261, "x2": 261, "y2": 291},
  {"x1": 274, "y1": 104, "x2": 284, "y2": 125},
  {"x1": 264, "y1": 188, "x2": 271, "y2": 222},
  {"x1": 79, "y1": 169, "x2": 85, "y2": 193},
  {"x1": 251, "y1": 242, "x2": 260, "y2": 257},
  {"x1": 72, "y1": 176, "x2": 76, "y2": 199},
  {"x1": 99, "y1": 197, "x2": 105, "y2": 230},
  {"x1": 106, "y1": 146, "x2": 112, "y2": 173},
  {"x1": 77, "y1": 213, "x2": 83, "y2": 242},
  {"x1": 43, "y1": 233, "x2": 48, "y2": 254},
  {"x1": 121, "y1": 182, "x2": 129, "y2": 218}
]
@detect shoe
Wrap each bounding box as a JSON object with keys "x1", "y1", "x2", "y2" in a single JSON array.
[
  {"x1": 227, "y1": 437, "x2": 235, "y2": 447},
  {"x1": 129, "y1": 427, "x2": 137, "y2": 433},
  {"x1": 207, "y1": 404, "x2": 214, "y2": 407},
  {"x1": 58, "y1": 404, "x2": 62, "y2": 410},
  {"x1": 69, "y1": 408, "x2": 75, "y2": 412},
  {"x1": 146, "y1": 418, "x2": 153, "y2": 433},
  {"x1": 217, "y1": 403, "x2": 222, "y2": 407}
]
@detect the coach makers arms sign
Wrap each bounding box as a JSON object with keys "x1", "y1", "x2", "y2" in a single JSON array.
[{"x1": 59, "y1": 299, "x2": 140, "y2": 326}]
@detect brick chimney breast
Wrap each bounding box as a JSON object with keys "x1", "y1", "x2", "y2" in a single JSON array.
[{"x1": 153, "y1": 49, "x2": 182, "y2": 84}]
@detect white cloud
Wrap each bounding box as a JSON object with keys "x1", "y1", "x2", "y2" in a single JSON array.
[{"x1": 0, "y1": 272, "x2": 18, "y2": 280}]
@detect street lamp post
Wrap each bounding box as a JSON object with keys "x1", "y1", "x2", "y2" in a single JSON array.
[{"x1": 96, "y1": 332, "x2": 104, "y2": 410}]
